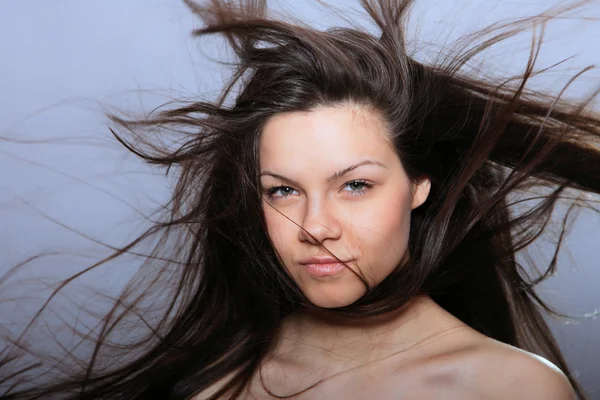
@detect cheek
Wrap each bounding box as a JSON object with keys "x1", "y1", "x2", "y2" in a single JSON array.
[
  {"x1": 263, "y1": 203, "x2": 295, "y2": 260},
  {"x1": 348, "y1": 190, "x2": 412, "y2": 278}
]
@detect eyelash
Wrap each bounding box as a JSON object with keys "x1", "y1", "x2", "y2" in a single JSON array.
[{"x1": 265, "y1": 180, "x2": 373, "y2": 199}]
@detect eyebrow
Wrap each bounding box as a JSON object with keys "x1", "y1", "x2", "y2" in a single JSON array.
[{"x1": 260, "y1": 160, "x2": 388, "y2": 187}]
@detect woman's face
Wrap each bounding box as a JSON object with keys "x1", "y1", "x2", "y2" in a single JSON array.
[{"x1": 259, "y1": 104, "x2": 430, "y2": 308}]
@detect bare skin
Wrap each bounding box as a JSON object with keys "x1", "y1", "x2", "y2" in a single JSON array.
[{"x1": 193, "y1": 296, "x2": 574, "y2": 399}]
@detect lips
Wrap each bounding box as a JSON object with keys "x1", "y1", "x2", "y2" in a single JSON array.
[
  {"x1": 298, "y1": 255, "x2": 351, "y2": 265},
  {"x1": 298, "y1": 255, "x2": 353, "y2": 277}
]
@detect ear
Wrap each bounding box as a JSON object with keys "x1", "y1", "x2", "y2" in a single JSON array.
[{"x1": 411, "y1": 176, "x2": 431, "y2": 210}]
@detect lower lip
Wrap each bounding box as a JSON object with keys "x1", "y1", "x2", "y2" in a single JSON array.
[{"x1": 301, "y1": 263, "x2": 347, "y2": 277}]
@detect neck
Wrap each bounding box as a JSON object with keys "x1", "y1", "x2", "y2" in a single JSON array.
[{"x1": 277, "y1": 295, "x2": 444, "y2": 364}]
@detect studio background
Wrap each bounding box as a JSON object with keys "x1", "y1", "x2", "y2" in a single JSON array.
[{"x1": 1, "y1": 0, "x2": 599, "y2": 396}]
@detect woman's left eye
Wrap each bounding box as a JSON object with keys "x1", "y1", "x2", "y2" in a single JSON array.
[{"x1": 342, "y1": 180, "x2": 372, "y2": 195}]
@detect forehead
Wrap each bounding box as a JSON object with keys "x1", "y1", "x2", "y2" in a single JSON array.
[{"x1": 259, "y1": 105, "x2": 395, "y2": 169}]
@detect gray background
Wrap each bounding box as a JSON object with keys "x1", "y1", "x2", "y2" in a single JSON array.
[{"x1": 1, "y1": 0, "x2": 599, "y2": 397}]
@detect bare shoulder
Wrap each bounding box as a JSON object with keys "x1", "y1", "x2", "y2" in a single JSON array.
[
  {"x1": 385, "y1": 302, "x2": 576, "y2": 399},
  {"x1": 448, "y1": 337, "x2": 576, "y2": 400}
]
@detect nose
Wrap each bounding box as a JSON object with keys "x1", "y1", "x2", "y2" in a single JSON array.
[{"x1": 298, "y1": 197, "x2": 342, "y2": 245}]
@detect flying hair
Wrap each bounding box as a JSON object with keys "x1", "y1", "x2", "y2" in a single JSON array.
[{"x1": 1, "y1": 0, "x2": 600, "y2": 399}]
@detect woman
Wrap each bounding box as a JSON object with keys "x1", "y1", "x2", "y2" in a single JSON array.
[{"x1": 2, "y1": 0, "x2": 599, "y2": 398}]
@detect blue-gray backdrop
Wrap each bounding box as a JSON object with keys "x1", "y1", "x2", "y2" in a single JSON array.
[{"x1": 1, "y1": 0, "x2": 598, "y2": 397}]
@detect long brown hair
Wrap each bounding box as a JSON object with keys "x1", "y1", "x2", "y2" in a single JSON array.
[{"x1": 2, "y1": 0, "x2": 599, "y2": 399}]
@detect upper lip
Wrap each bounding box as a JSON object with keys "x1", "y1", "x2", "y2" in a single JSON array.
[{"x1": 299, "y1": 256, "x2": 352, "y2": 265}]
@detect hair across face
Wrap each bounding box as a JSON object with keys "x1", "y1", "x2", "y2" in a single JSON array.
[{"x1": 259, "y1": 104, "x2": 430, "y2": 308}]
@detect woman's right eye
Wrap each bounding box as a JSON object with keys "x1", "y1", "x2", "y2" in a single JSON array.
[{"x1": 267, "y1": 186, "x2": 298, "y2": 198}]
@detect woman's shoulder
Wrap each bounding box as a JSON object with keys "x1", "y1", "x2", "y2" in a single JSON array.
[
  {"x1": 419, "y1": 333, "x2": 576, "y2": 400},
  {"x1": 480, "y1": 341, "x2": 575, "y2": 399}
]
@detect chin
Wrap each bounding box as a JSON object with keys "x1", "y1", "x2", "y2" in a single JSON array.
[{"x1": 302, "y1": 285, "x2": 367, "y2": 309}]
